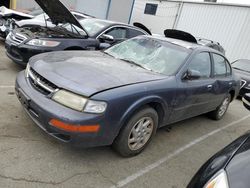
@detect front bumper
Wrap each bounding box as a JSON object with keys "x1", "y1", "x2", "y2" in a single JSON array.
[
  {"x1": 239, "y1": 87, "x2": 250, "y2": 97},
  {"x1": 5, "y1": 41, "x2": 51, "y2": 66},
  {"x1": 15, "y1": 71, "x2": 116, "y2": 148}
]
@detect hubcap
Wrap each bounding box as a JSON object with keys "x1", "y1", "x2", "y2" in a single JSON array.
[
  {"x1": 218, "y1": 97, "x2": 230, "y2": 117},
  {"x1": 128, "y1": 117, "x2": 154, "y2": 151}
]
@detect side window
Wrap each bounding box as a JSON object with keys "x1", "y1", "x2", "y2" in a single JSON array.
[
  {"x1": 127, "y1": 29, "x2": 145, "y2": 38},
  {"x1": 188, "y1": 52, "x2": 211, "y2": 78},
  {"x1": 105, "y1": 27, "x2": 127, "y2": 39},
  {"x1": 213, "y1": 54, "x2": 227, "y2": 77}
]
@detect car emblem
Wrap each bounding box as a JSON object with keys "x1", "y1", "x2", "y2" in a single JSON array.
[{"x1": 34, "y1": 77, "x2": 40, "y2": 85}]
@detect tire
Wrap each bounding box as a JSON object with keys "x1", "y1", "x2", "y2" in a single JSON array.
[
  {"x1": 208, "y1": 94, "x2": 231, "y2": 120},
  {"x1": 113, "y1": 107, "x2": 158, "y2": 157}
]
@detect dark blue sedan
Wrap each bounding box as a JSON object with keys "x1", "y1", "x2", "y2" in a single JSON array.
[{"x1": 15, "y1": 35, "x2": 240, "y2": 157}]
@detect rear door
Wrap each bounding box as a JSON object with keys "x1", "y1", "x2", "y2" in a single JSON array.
[{"x1": 211, "y1": 53, "x2": 233, "y2": 104}]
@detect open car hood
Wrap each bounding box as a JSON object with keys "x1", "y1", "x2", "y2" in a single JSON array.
[
  {"x1": 133, "y1": 22, "x2": 152, "y2": 35},
  {"x1": 0, "y1": 6, "x2": 33, "y2": 18},
  {"x1": 34, "y1": 0, "x2": 84, "y2": 31},
  {"x1": 164, "y1": 29, "x2": 197, "y2": 43}
]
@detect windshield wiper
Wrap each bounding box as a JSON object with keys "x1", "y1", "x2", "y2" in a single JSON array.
[{"x1": 119, "y1": 58, "x2": 152, "y2": 71}]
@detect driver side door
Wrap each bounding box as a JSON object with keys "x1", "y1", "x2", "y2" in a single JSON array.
[{"x1": 171, "y1": 52, "x2": 216, "y2": 122}]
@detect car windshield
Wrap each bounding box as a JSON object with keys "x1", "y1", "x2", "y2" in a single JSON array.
[
  {"x1": 232, "y1": 60, "x2": 250, "y2": 73},
  {"x1": 105, "y1": 37, "x2": 190, "y2": 75},
  {"x1": 78, "y1": 19, "x2": 111, "y2": 36}
]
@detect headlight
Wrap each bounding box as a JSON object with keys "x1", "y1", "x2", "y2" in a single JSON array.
[
  {"x1": 204, "y1": 170, "x2": 229, "y2": 188},
  {"x1": 25, "y1": 63, "x2": 30, "y2": 78},
  {"x1": 52, "y1": 90, "x2": 107, "y2": 113},
  {"x1": 52, "y1": 90, "x2": 87, "y2": 112},
  {"x1": 84, "y1": 100, "x2": 107, "y2": 114},
  {"x1": 26, "y1": 39, "x2": 60, "y2": 47}
]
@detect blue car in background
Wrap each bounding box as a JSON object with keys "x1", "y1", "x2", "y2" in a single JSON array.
[{"x1": 15, "y1": 33, "x2": 240, "y2": 157}]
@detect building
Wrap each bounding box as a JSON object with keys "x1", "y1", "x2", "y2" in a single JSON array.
[
  {"x1": 131, "y1": 0, "x2": 250, "y2": 61},
  {"x1": 2, "y1": 0, "x2": 135, "y2": 24}
]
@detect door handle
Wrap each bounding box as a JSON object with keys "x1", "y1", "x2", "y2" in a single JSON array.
[{"x1": 207, "y1": 85, "x2": 213, "y2": 89}]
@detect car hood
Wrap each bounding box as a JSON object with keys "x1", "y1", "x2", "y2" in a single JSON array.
[
  {"x1": 188, "y1": 132, "x2": 250, "y2": 188},
  {"x1": 226, "y1": 136, "x2": 250, "y2": 188},
  {"x1": 233, "y1": 69, "x2": 250, "y2": 80},
  {"x1": 34, "y1": 0, "x2": 84, "y2": 31},
  {"x1": 30, "y1": 51, "x2": 167, "y2": 97},
  {"x1": 0, "y1": 6, "x2": 33, "y2": 18}
]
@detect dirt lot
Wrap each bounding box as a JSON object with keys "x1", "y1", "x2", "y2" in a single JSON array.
[{"x1": 0, "y1": 41, "x2": 249, "y2": 188}]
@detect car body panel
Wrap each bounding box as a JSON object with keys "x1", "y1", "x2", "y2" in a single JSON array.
[
  {"x1": 29, "y1": 51, "x2": 167, "y2": 97},
  {"x1": 188, "y1": 132, "x2": 250, "y2": 188},
  {"x1": 226, "y1": 137, "x2": 250, "y2": 188},
  {"x1": 15, "y1": 36, "x2": 239, "y2": 148},
  {"x1": 0, "y1": 6, "x2": 33, "y2": 18},
  {"x1": 34, "y1": 0, "x2": 84, "y2": 30}
]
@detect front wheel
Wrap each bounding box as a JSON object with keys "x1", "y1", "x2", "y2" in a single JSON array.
[
  {"x1": 113, "y1": 107, "x2": 158, "y2": 157},
  {"x1": 208, "y1": 94, "x2": 231, "y2": 120}
]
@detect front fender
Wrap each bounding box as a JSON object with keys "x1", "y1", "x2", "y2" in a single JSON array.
[{"x1": 119, "y1": 95, "x2": 169, "y2": 130}]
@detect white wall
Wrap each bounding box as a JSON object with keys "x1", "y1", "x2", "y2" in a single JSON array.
[
  {"x1": 131, "y1": 0, "x2": 250, "y2": 61},
  {"x1": 75, "y1": 0, "x2": 109, "y2": 19},
  {"x1": 176, "y1": 3, "x2": 250, "y2": 61},
  {"x1": 131, "y1": 0, "x2": 180, "y2": 34},
  {"x1": 16, "y1": 0, "x2": 76, "y2": 11},
  {"x1": 108, "y1": 0, "x2": 134, "y2": 23}
]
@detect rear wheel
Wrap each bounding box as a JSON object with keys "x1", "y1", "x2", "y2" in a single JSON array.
[
  {"x1": 208, "y1": 94, "x2": 231, "y2": 120},
  {"x1": 113, "y1": 107, "x2": 158, "y2": 157}
]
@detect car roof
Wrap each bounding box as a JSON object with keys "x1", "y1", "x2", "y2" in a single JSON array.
[
  {"x1": 146, "y1": 35, "x2": 218, "y2": 52},
  {"x1": 81, "y1": 18, "x2": 134, "y2": 28}
]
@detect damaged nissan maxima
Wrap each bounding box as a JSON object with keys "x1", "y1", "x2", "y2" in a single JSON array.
[
  {"x1": 16, "y1": 35, "x2": 239, "y2": 157},
  {"x1": 5, "y1": 0, "x2": 150, "y2": 66}
]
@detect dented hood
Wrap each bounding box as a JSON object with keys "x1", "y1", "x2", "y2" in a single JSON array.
[
  {"x1": 34, "y1": 0, "x2": 84, "y2": 30},
  {"x1": 30, "y1": 51, "x2": 166, "y2": 97},
  {"x1": 0, "y1": 6, "x2": 33, "y2": 18}
]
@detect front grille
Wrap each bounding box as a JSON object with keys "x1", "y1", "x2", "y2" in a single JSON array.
[
  {"x1": 241, "y1": 80, "x2": 247, "y2": 89},
  {"x1": 28, "y1": 68, "x2": 58, "y2": 95},
  {"x1": 8, "y1": 32, "x2": 27, "y2": 45}
]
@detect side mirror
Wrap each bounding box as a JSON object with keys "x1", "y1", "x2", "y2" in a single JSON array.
[
  {"x1": 243, "y1": 93, "x2": 250, "y2": 111},
  {"x1": 99, "y1": 43, "x2": 111, "y2": 50},
  {"x1": 182, "y1": 69, "x2": 201, "y2": 80},
  {"x1": 99, "y1": 34, "x2": 114, "y2": 42}
]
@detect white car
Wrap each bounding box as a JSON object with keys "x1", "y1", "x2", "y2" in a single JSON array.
[
  {"x1": 14, "y1": 11, "x2": 94, "y2": 28},
  {"x1": 0, "y1": 6, "x2": 40, "y2": 38}
]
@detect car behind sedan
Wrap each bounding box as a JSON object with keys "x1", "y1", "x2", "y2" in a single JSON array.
[
  {"x1": 188, "y1": 131, "x2": 250, "y2": 188},
  {"x1": 5, "y1": 0, "x2": 150, "y2": 66},
  {"x1": 231, "y1": 59, "x2": 250, "y2": 96},
  {"x1": 16, "y1": 35, "x2": 239, "y2": 157}
]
